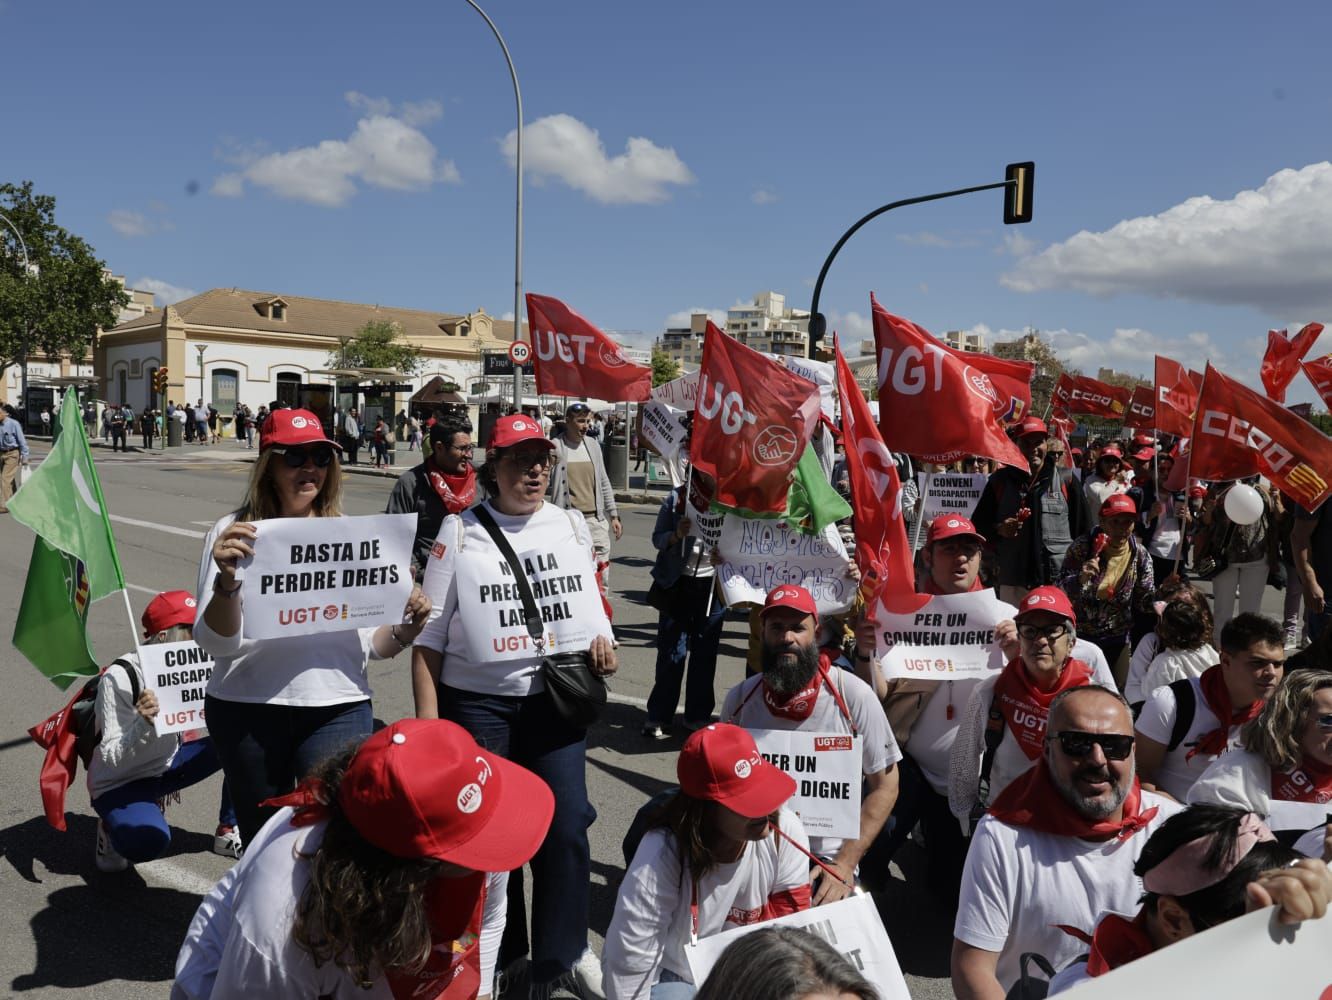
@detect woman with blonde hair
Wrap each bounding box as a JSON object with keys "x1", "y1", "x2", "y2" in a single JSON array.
[
  {"x1": 194, "y1": 409, "x2": 430, "y2": 843},
  {"x1": 1187, "y1": 670, "x2": 1332, "y2": 858}
]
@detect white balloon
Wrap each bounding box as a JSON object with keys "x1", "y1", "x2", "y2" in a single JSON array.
[{"x1": 1223, "y1": 483, "x2": 1264, "y2": 525}]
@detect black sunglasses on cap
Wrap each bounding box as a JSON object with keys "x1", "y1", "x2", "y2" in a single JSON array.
[
  {"x1": 272, "y1": 445, "x2": 335, "y2": 469},
  {"x1": 1046, "y1": 731, "x2": 1135, "y2": 760}
]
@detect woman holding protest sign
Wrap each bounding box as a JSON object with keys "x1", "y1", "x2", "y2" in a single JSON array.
[
  {"x1": 194, "y1": 408, "x2": 432, "y2": 845},
  {"x1": 411, "y1": 413, "x2": 617, "y2": 1000}
]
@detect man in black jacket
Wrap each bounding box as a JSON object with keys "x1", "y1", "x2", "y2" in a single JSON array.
[
  {"x1": 384, "y1": 413, "x2": 476, "y2": 581},
  {"x1": 971, "y1": 416, "x2": 1089, "y2": 603}
]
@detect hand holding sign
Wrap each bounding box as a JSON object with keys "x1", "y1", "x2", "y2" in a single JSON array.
[{"x1": 211, "y1": 522, "x2": 257, "y2": 586}]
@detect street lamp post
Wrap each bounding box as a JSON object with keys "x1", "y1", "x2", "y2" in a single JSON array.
[
  {"x1": 0, "y1": 210, "x2": 38, "y2": 425},
  {"x1": 464, "y1": 0, "x2": 524, "y2": 414},
  {"x1": 196, "y1": 344, "x2": 208, "y2": 408}
]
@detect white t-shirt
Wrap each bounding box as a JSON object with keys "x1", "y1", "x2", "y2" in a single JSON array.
[
  {"x1": 954, "y1": 793, "x2": 1180, "y2": 993},
  {"x1": 601, "y1": 806, "x2": 811, "y2": 999},
  {"x1": 173, "y1": 808, "x2": 507, "y2": 1000},
  {"x1": 1135, "y1": 676, "x2": 1242, "y2": 802},
  {"x1": 908, "y1": 677, "x2": 983, "y2": 797},
  {"x1": 415, "y1": 501, "x2": 612, "y2": 697},
  {"x1": 1123, "y1": 633, "x2": 1162, "y2": 706},
  {"x1": 195, "y1": 513, "x2": 382, "y2": 707},
  {"x1": 1187, "y1": 749, "x2": 1332, "y2": 858},
  {"x1": 720, "y1": 669, "x2": 902, "y2": 859},
  {"x1": 1140, "y1": 645, "x2": 1219, "y2": 700},
  {"x1": 87, "y1": 654, "x2": 179, "y2": 799}
]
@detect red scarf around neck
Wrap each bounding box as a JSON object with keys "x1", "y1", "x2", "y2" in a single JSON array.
[
  {"x1": 761, "y1": 655, "x2": 835, "y2": 722},
  {"x1": 1187, "y1": 665, "x2": 1264, "y2": 762},
  {"x1": 992, "y1": 657, "x2": 1095, "y2": 760},
  {"x1": 1059, "y1": 911, "x2": 1157, "y2": 977},
  {"x1": 988, "y1": 759, "x2": 1160, "y2": 842},
  {"x1": 1271, "y1": 755, "x2": 1332, "y2": 804},
  {"x1": 425, "y1": 457, "x2": 477, "y2": 514}
]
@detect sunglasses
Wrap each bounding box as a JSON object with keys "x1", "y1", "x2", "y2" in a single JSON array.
[
  {"x1": 1047, "y1": 731, "x2": 1135, "y2": 760},
  {"x1": 506, "y1": 449, "x2": 555, "y2": 471},
  {"x1": 1017, "y1": 623, "x2": 1070, "y2": 642},
  {"x1": 272, "y1": 445, "x2": 335, "y2": 469}
]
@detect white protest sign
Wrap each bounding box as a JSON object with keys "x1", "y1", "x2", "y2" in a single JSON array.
[
  {"x1": 640, "y1": 399, "x2": 688, "y2": 460},
  {"x1": 652, "y1": 370, "x2": 701, "y2": 410},
  {"x1": 717, "y1": 516, "x2": 855, "y2": 614},
  {"x1": 138, "y1": 640, "x2": 215, "y2": 736},
  {"x1": 1265, "y1": 799, "x2": 1331, "y2": 858},
  {"x1": 1062, "y1": 903, "x2": 1332, "y2": 998},
  {"x1": 751, "y1": 730, "x2": 863, "y2": 839},
  {"x1": 684, "y1": 892, "x2": 910, "y2": 1000},
  {"x1": 685, "y1": 473, "x2": 725, "y2": 550},
  {"x1": 874, "y1": 589, "x2": 1016, "y2": 680},
  {"x1": 771, "y1": 354, "x2": 835, "y2": 419},
  {"x1": 916, "y1": 471, "x2": 987, "y2": 523},
  {"x1": 241, "y1": 513, "x2": 415, "y2": 640}
]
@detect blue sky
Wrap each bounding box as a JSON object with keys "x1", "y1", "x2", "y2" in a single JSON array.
[{"x1": 5, "y1": 0, "x2": 1332, "y2": 398}]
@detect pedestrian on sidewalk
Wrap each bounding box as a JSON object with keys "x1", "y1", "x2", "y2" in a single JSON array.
[
  {"x1": 109, "y1": 405, "x2": 129, "y2": 453},
  {"x1": 0, "y1": 405, "x2": 29, "y2": 513}
]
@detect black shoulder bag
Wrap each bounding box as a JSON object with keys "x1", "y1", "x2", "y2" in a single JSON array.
[{"x1": 472, "y1": 505, "x2": 608, "y2": 728}]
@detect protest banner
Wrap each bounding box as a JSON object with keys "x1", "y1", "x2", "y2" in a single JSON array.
[
  {"x1": 771, "y1": 353, "x2": 835, "y2": 419},
  {"x1": 716, "y1": 515, "x2": 855, "y2": 613},
  {"x1": 750, "y1": 730, "x2": 863, "y2": 839},
  {"x1": 874, "y1": 589, "x2": 1016, "y2": 680},
  {"x1": 640, "y1": 399, "x2": 688, "y2": 460},
  {"x1": 240, "y1": 513, "x2": 415, "y2": 640},
  {"x1": 916, "y1": 471, "x2": 987, "y2": 523},
  {"x1": 138, "y1": 640, "x2": 216, "y2": 735},
  {"x1": 684, "y1": 893, "x2": 910, "y2": 1000},
  {"x1": 651, "y1": 370, "x2": 701, "y2": 410},
  {"x1": 1061, "y1": 904, "x2": 1332, "y2": 997}
]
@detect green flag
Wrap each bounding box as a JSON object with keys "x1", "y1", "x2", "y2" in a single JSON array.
[
  {"x1": 9, "y1": 387, "x2": 124, "y2": 601},
  {"x1": 783, "y1": 444, "x2": 852, "y2": 536},
  {"x1": 13, "y1": 537, "x2": 98, "y2": 688}
]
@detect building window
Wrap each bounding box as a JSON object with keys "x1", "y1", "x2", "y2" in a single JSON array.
[
  {"x1": 271, "y1": 303, "x2": 286, "y2": 321},
  {"x1": 212, "y1": 369, "x2": 239, "y2": 412},
  {"x1": 276, "y1": 372, "x2": 301, "y2": 408}
]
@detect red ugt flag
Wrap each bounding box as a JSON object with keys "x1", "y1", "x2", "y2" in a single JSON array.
[
  {"x1": 1261, "y1": 323, "x2": 1325, "y2": 403},
  {"x1": 1190, "y1": 364, "x2": 1332, "y2": 512},
  {"x1": 1051, "y1": 373, "x2": 1130, "y2": 420},
  {"x1": 1155, "y1": 356, "x2": 1202, "y2": 438},
  {"x1": 833, "y1": 339, "x2": 916, "y2": 610},
  {"x1": 1301, "y1": 355, "x2": 1332, "y2": 411},
  {"x1": 1125, "y1": 385, "x2": 1157, "y2": 430},
  {"x1": 871, "y1": 297, "x2": 1027, "y2": 469},
  {"x1": 525, "y1": 293, "x2": 652, "y2": 402},
  {"x1": 691, "y1": 322, "x2": 821, "y2": 516}
]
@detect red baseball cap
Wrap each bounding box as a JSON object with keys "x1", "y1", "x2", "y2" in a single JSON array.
[
  {"x1": 142, "y1": 590, "x2": 198, "y2": 637},
  {"x1": 488, "y1": 414, "x2": 554, "y2": 450},
  {"x1": 1013, "y1": 416, "x2": 1048, "y2": 438},
  {"x1": 260, "y1": 409, "x2": 341, "y2": 452},
  {"x1": 1015, "y1": 586, "x2": 1077, "y2": 626},
  {"x1": 760, "y1": 584, "x2": 818, "y2": 619},
  {"x1": 1098, "y1": 446, "x2": 1123, "y2": 460},
  {"x1": 1101, "y1": 493, "x2": 1138, "y2": 518},
  {"x1": 927, "y1": 515, "x2": 986, "y2": 545},
  {"x1": 1189, "y1": 484, "x2": 1208, "y2": 499},
  {"x1": 1131, "y1": 447, "x2": 1155, "y2": 462},
  {"x1": 678, "y1": 723, "x2": 796, "y2": 819},
  {"x1": 1132, "y1": 433, "x2": 1155, "y2": 447},
  {"x1": 339, "y1": 719, "x2": 554, "y2": 871},
  {"x1": 1070, "y1": 447, "x2": 1083, "y2": 457}
]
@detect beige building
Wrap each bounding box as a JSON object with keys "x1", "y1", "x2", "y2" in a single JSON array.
[{"x1": 657, "y1": 290, "x2": 811, "y2": 367}]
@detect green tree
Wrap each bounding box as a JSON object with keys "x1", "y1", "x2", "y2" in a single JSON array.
[
  {"x1": 651, "y1": 344, "x2": 681, "y2": 386},
  {"x1": 0, "y1": 181, "x2": 129, "y2": 382},
  {"x1": 330, "y1": 319, "x2": 422, "y2": 374}
]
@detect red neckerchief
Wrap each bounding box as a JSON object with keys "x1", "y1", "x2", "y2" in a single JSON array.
[
  {"x1": 920, "y1": 574, "x2": 985, "y2": 595},
  {"x1": 425, "y1": 457, "x2": 477, "y2": 514},
  {"x1": 761, "y1": 655, "x2": 835, "y2": 723},
  {"x1": 1271, "y1": 755, "x2": 1332, "y2": 804},
  {"x1": 988, "y1": 759, "x2": 1160, "y2": 842},
  {"x1": 992, "y1": 657, "x2": 1095, "y2": 760},
  {"x1": 1187, "y1": 665, "x2": 1263, "y2": 762},
  {"x1": 1058, "y1": 912, "x2": 1157, "y2": 977}
]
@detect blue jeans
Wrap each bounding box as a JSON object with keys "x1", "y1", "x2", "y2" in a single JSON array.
[
  {"x1": 204, "y1": 695, "x2": 373, "y2": 843},
  {"x1": 652, "y1": 968, "x2": 695, "y2": 999},
  {"x1": 91, "y1": 739, "x2": 233, "y2": 863},
  {"x1": 439, "y1": 684, "x2": 595, "y2": 985},
  {"x1": 646, "y1": 606, "x2": 726, "y2": 725}
]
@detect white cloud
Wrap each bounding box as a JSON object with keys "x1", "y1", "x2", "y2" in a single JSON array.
[
  {"x1": 135, "y1": 277, "x2": 197, "y2": 305},
  {"x1": 213, "y1": 96, "x2": 459, "y2": 207},
  {"x1": 665, "y1": 307, "x2": 727, "y2": 329},
  {"x1": 825, "y1": 309, "x2": 873, "y2": 351},
  {"x1": 1002, "y1": 161, "x2": 1332, "y2": 314},
  {"x1": 500, "y1": 311, "x2": 515, "y2": 322},
  {"x1": 501, "y1": 114, "x2": 694, "y2": 205},
  {"x1": 998, "y1": 230, "x2": 1037, "y2": 257},
  {"x1": 751, "y1": 187, "x2": 778, "y2": 205},
  {"x1": 955, "y1": 322, "x2": 1230, "y2": 380},
  {"x1": 107, "y1": 210, "x2": 152, "y2": 237}
]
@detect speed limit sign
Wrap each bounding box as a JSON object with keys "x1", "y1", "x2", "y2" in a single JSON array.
[{"x1": 508, "y1": 341, "x2": 532, "y2": 364}]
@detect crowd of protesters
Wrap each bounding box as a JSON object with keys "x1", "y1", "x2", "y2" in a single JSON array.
[{"x1": 21, "y1": 397, "x2": 1332, "y2": 1000}]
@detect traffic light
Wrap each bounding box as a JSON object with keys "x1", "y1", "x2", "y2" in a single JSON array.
[
  {"x1": 1003, "y1": 161, "x2": 1035, "y2": 225},
  {"x1": 154, "y1": 367, "x2": 169, "y2": 393}
]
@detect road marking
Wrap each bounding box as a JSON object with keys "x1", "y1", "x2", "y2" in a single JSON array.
[
  {"x1": 126, "y1": 582, "x2": 158, "y2": 596},
  {"x1": 110, "y1": 514, "x2": 207, "y2": 539},
  {"x1": 190, "y1": 520, "x2": 217, "y2": 526},
  {"x1": 608, "y1": 690, "x2": 651, "y2": 709},
  {"x1": 136, "y1": 856, "x2": 220, "y2": 897}
]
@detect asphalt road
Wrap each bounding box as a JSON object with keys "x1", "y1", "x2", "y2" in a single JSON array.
[{"x1": 0, "y1": 443, "x2": 957, "y2": 1000}]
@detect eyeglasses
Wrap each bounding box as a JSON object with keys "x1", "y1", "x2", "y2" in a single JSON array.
[
  {"x1": 272, "y1": 445, "x2": 335, "y2": 469},
  {"x1": 506, "y1": 449, "x2": 554, "y2": 471},
  {"x1": 1047, "y1": 731, "x2": 1135, "y2": 760},
  {"x1": 1017, "y1": 623, "x2": 1070, "y2": 642},
  {"x1": 936, "y1": 540, "x2": 982, "y2": 556},
  {"x1": 449, "y1": 442, "x2": 475, "y2": 453},
  {"x1": 1314, "y1": 713, "x2": 1332, "y2": 731}
]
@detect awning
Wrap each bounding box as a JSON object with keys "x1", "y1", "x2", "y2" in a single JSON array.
[{"x1": 411, "y1": 375, "x2": 467, "y2": 406}]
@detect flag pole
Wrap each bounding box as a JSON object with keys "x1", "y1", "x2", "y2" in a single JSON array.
[{"x1": 910, "y1": 472, "x2": 930, "y2": 553}]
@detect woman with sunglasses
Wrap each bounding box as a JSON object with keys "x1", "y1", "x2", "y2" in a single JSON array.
[
  {"x1": 1187, "y1": 670, "x2": 1332, "y2": 859},
  {"x1": 194, "y1": 408, "x2": 432, "y2": 845},
  {"x1": 411, "y1": 413, "x2": 616, "y2": 1000}
]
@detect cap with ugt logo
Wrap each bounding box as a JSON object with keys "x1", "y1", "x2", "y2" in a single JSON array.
[
  {"x1": 926, "y1": 515, "x2": 986, "y2": 545},
  {"x1": 677, "y1": 723, "x2": 796, "y2": 819},
  {"x1": 338, "y1": 719, "x2": 554, "y2": 871},
  {"x1": 488, "y1": 415, "x2": 556, "y2": 450},
  {"x1": 1014, "y1": 585, "x2": 1077, "y2": 626},
  {"x1": 260, "y1": 408, "x2": 341, "y2": 451},
  {"x1": 760, "y1": 584, "x2": 818, "y2": 620},
  {"x1": 142, "y1": 590, "x2": 198, "y2": 637}
]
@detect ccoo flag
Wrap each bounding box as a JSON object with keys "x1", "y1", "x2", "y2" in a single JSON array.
[
  {"x1": 1051, "y1": 372, "x2": 1131, "y2": 420},
  {"x1": 525, "y1": 293, "x2": 652, "y2": 402},
  {"x1": 1260, "y1": 323, "x2": 1324, "y2": 404},
  {"x1": 1301, "y1": 355, "x2": 1332, "y2": 411}
]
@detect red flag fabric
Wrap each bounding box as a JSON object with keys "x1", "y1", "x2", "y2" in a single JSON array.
[
  {"x1": 833, "y1": 340, "x2": 917, "y2": 610},
  {"x1": 691, "y1": 322, "x2": 821, "y2": 515},
  {"x1": 1191, "y1": 364, "x2": 1332, "y2": 511},
  {"x1": 1051, "y1": 372, "x2": 1130, "y2": 420},
  {"x1": 28, "y1": 688, "x2": 84, "y2": 831},
  {"x1": 1261, "y1": 323, "x2": 1324, "y2": 403},
  {"x1": 871, "y1": 297, "x2": 1027, "y2": 469},
  {"x1": 1049, "y1": 415, "x2": 1076, "y2": 469},
  {"x1": 1125, "y1": 385, "x2": 1157, "y2": 430},
  {"x1": 1154, "y1": 357, "x2": 1201, "y2": 438},
  {"x1": 525, "y1": 293, "x2": 652, "y2": 402},
  {"x1": 959, "y1": 353, "x2": 1034, "y2": 424},
  {"x1": 1301, "y1": 355, "x2": 1332, "y2": 410}
]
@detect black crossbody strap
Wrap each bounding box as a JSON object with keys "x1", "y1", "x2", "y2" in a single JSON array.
[{"x1": 472, "y1": 505, "x2": 544, "y2": 648}]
